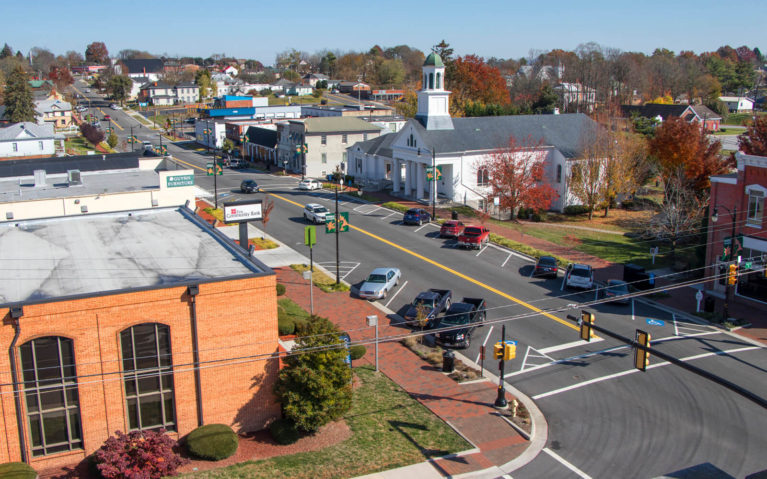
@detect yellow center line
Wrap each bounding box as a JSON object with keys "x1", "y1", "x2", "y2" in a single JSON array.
[
  {"x1": 170, "y1": 156, "x2": 206, "y2": 172},
  {"x1": 269, "y1": 191, "x2": 578, "y2": 331}
]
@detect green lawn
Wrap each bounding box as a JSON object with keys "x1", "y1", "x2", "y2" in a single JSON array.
[
  {"x1": 723, "y1": 112, "x2": 765, "y2": 126},
  {"x1": 182, "y1": 366, "x2": 471, "y2": 479},
  {"x1": 65, "y1": 136, "x2": 99, "y2": 155},
  {"x1": 268, "y1": 95, "x2": 323, "y2": 106}
]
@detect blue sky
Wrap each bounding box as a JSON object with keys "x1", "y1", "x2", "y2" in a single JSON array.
[{"x1": 3, "y1": 0, "x2": 764, "y2": 64}]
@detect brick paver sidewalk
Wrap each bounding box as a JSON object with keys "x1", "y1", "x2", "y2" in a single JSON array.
[{"x1": 276, "y1": 268, "x2": 529, "y2": 476}]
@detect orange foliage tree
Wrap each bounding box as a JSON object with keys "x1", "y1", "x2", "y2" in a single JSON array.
[
  {"x1": 449, "y1": 55, "x2": 510, "y2": 115},
  {"x1": 648, "y1": 116, "x2": 729, "y2": 193},
  {"x1": 478, "y1": 136, "x2": 558, "y2": 220},
  {"x1": 738, "y1": 116, "x2": 767, "y2": 156}
]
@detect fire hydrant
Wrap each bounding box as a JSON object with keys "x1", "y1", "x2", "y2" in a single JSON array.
[{"x1": 511, "y1": 399, "x2": 519, "y2": 418}]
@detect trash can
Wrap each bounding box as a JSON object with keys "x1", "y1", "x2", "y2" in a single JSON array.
[
  {"x1": 704, "y1": 295, "x2": 715, "y2": 313},
  {"x1": 451, "y1": 210, "x2": 459, "y2": 220},
  {"x1": 442, "y1": 350, "x2": 455, "y2": 373}
]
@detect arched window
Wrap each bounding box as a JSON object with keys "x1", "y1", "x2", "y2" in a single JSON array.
[
  {"x1": 429, "y1": 73, "x2": 434, "y2": 89},
  {"x1": 423, "y1": 74, "x2": 427, "y2": 89},
  {"x1": 477, "y1": 168, "x2": 490, "y2": 186},
  {"x1": 436, "y1": 72, "x2": 441, "y2": 89},
  {"x1": 120, "y1": 323, "x2": 176, "y2": 431},
  {"x1": 20, "y1": 337, "x2": 82, "y2": 456}
]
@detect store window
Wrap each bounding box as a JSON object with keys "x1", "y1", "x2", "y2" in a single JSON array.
[
  {"x1": 20, "y1": 337, "x2": 82, "y2": 456},
  {"x1": 747, "y1": 190, "x2": 764, "y2": 227},
  {"x1": 120, "y1": 323, "x2": 176, "y2": 431}
]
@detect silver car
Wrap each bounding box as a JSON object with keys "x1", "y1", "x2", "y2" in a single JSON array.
[{"x1": 358, "y1": 267, "x2": 401, "y2": 300}]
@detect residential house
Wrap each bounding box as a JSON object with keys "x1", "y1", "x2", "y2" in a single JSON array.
[
  {"x1": 285, "y1": 83, "x2": 313, "y2": 96},
  {"x1": 115, "y1": 58, "x2": 165, "y2": 82},
  {"x1": 619, "y1": 104, "x2": 722, "y2": 132},
  {"x1": 222, "y1": 65, "x2": 238, "y2": 77},
  {"x1": 129, "y1": 76, "x2": 151, "y2": 100},
  {"x1": 277, "y1": 117, "x2": 382, "y2": 178},
  {"x1": 347, "y1": 53, "x2": 599, "y2": 212},
  {"x1": 338, "y1": 81, "x2": 371, "y2": 96},
  {"x1": 705, "y1": 152, "x2": 767, "y2": 310},
  {"x1": 28, "y1": 80, "x2": 55, "y2": 101},
  {"x1": 139, "y1": 82, "x2": 175, "y2": 106},
  {"x1": 554, "y1": 83, "x2": 597, "y2": 113},
  {"x1": 719, "y1": 96, "x2": 755, "y2": 113},
  {"x1": 303, "y1": 73, "x2": 328, "y2": 87},
  {"x1": 174, "y1": 82, "x2": 200, "y2": 104},
  {"x1": 194, "y1": 119, "x2": 227, "y2": 149},
  {"x1": 0, "y1": 122, "x2": 56, "y2": 160},
  {"x1": 34, "y1": 99, "x2": 73, "y2": 129}
]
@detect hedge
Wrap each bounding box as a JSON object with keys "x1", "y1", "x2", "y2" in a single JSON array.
[
  {"x1": 186, "y1": 424, "x2": 238, "y2": 461},
  {"x1": 276, "y1": 283, "x2": 286, "y2": 296},
  {"x1": 349, "y1": 345, "x2": 366, "y2": 360},
  {"x1": 269, "y1": 418, "x2": 300, "y2": 445},
  {"x1": 564, "y1": 205, "x2": 590, "y2": 215},
  {"x1": 0, "y1": 462, "x2": 37, "y2": 479}
]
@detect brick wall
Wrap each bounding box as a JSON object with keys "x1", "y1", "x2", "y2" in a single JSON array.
[{"x1": 0, "y1": 274, "x2": 280, "y2": 471}]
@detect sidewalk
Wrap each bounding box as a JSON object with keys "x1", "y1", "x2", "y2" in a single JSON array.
[{"x1": 277, "y1": 267, "x2": 537, "y2": 478}]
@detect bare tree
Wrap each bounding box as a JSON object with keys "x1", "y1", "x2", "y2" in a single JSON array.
[{"x1": 260, "y1": 196, "x2": 275, "y2": 240}]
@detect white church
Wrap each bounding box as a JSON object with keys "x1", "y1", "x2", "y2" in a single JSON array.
[{"x1": 346, "y1": 52, "x2": 599, "y2": 212}]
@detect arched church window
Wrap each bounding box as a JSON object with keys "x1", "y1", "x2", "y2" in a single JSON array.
[
  {"x1": 477, "y1": 168, "x2": 490, "y2": 186},
  {"x1": 429, "y1": 73, "x2": 434, "y2": 89},
  {"x1": 436, "y1": 72, "x2": 441, "y2": 89}
]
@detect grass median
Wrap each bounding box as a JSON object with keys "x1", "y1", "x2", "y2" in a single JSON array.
[
  {"x1": 290, "y1": 264, "x2": 349, "y2": 292},
  {"x1": 181, "y1": 366, "x2": 472, "y2": 479}
]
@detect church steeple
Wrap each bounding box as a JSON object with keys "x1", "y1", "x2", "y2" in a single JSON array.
[{"x1": 415, "y1": 53, "x2": 453, "y2": 130}]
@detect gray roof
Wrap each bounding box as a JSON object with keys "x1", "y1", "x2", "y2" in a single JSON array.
[
  {"x1": 0, "y1": 152, "x2": 139, "y2": 178},
  {"x1": 351, "y1": 133, "x2": 397, "y2": 158},
  {"x1": 0, "y1": 122, "x2": 55, "y2": 141},
  {"x1": 119, "y1": 58, "x2": 165, "y2": 74},
  {"x1": 411, "y1": 113, "x2": 599, "y2": 157},
  {"x1": 688, "y1": 104, "x2": 722, "y2": 121},
  {"x1": 35, "y1": 99, "x2": 72, "y2": 113},
  {"x1": 0, "y1": 207, "x2": 269, "y2": 305},
  {"x1": 301, "y1": 117, "x2": 383, "y2": 134},
  {"x1": 245, "y1": 126, "x2": 278, "y2": 147}
]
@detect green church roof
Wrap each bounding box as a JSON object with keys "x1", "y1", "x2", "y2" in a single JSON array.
[{"x1": 424, "y1": 53, "x2": 444, "y2": 67}]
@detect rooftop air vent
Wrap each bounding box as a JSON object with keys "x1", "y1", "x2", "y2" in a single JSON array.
[
  {"x1": 33, "y1": 169, "x2": 46, "y2": 188},
  {"x1": 67, "y1": 169, "x2": 82, "y2": 186}
]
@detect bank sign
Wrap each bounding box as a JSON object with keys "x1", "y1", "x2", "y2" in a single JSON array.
[
  {"x1": 166, "y1": 174, "x2": 194, "y2": 188},
  {"x1": 223, "y1": 200, "x2": 263, "y2": 223}
]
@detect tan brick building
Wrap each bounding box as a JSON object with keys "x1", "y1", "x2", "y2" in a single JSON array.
[{"x1": 0, "y1": 206, "x2": 280, "y2": 471}]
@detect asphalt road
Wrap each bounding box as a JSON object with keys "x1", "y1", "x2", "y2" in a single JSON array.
[{"x1": 88, "y1": 109, "x2": 767, "y2": 478}]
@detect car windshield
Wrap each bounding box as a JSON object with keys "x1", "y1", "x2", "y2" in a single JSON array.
[
  {"x1": 406, "y1": 209, "x2": 419, "y2": 215},
  {"x1": 539, "y1": 258, "x2": 557, "y2": 267},
  {"x1": 571, "y1": 268, "x2": 590, "y2": 278},
  {"x1": 441, "y1": 312, "x2": 469, "y2": 326},
  {"x1": 413, "y1": 298, "x2": 435, "y2": 308},
  {"x1": 313, "y1": 207, "x2": 328, "y2": 213},
  {"x1": 463, "y1": 228, "x2": 481, "y2": 236},
  {"x1": 607, "y1": 282, "x2": 629, "y2": 294},
  {"x1": 367, "y1": 274, "x2": 386, "y2": 283},
  {"x1": 244, "y1": 181, "x2": 255, "y2": 186}
]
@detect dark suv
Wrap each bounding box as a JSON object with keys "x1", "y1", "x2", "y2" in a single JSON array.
[
  {"x1": 240, "y1": 179, "x2": 259, "y2": 193},
  {"x1": 403, "y1": 208, "x2": 431, "y2": 226}
]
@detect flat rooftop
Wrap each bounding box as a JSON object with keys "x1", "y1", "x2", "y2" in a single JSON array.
[
  {"x1": 0, "y1": 207, "x2": 269, "y2": 305},
  {"x1": 0, "y1": 169, "x2": 161, "y2": 202}
]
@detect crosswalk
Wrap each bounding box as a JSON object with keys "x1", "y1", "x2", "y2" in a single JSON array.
[{"x1": 316, "y1": 261, "x2": 360, "y2": 281}]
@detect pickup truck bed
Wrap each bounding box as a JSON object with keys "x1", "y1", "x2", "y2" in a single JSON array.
[{"x1": 403, "y1": 289, "x2": 452, "y2": 329}]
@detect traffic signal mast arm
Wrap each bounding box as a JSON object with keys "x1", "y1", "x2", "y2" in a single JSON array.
[{"x1": 565, "y1": 314, "x2": 767, "y2": 409}]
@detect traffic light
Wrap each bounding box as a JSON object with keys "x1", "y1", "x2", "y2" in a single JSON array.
[
  {"x1": 635, "y1": 330, "x2": 651, "y2": 371},
  {"x1": 504, "y1": 342, "x2": 516, "y2": 361},
  {"x1": 580, "y1": 311, "x2": 595, "y2": 341},
  {"x1": 494, "y1": 342, "x2": 504, "y2": 360},
  {"x1": 728, "y1": 263, "x2": 738, "y2": 285}
]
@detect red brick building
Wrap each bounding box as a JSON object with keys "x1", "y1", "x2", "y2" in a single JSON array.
[
  {"x1": 706, "y1": 152, "x2": 767, "y2": 309},
  {"x1": 0, "y1": 207, "x2": 280, "y2": 471}
]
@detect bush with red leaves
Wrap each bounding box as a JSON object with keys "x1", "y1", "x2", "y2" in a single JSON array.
[
  {"x1": 79, "y1": 123, "x2": 105, "y2": 146},
  {"x1": 94, "y1": 429, "x2": 187, "y2": 479}
]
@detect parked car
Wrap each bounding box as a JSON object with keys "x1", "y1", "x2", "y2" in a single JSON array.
[
  {"x1": 435, "y1": 298, "x2": 486, "y2": 349},
  {"x1": 604, "y1": 279, "x2": 630, "y2": 304},
  {"x1": 185, "y1": 117, "x2": 196, "y2": 124},
  {"x1": 457, "y1": 225, "x2": 490, "y2": 249},
  {"x1": 142, "y1": 141, "x2": 153, "y2": 151},
  {"x1": 303, "y1": 203, "x2": 329, "y2": 223},
  {"x1": 533, "y1": 256, "x2": 559, "y2": 278},
  {"x1": 228, "y1": 158, "x2": 243, "y2": 169},
  {"x1": 103, "y1": 114, "x2": 111, "y2": 121},
  {"x1": 439, "y1": 220, "x2": 464, "y2": 238},
  {"x1": 240, "y1": 179, "x2": 260, "y2": 193},
  {"x1": 403, "y1": 208, "x2": 431, "y2": 226},
  {"x1": 110, "y1": 103, "x2": 121, "y2": 110},
  {"x1": 358, "y1": 267, "x2": 401, "y2": 300},
  {"x1": 298, "y1": 178, "x2": 322, "y2": 190},
  {"x1": 403, "y1": 289, "x2": 452, "y2": 329},
  {"x1": 566, "y1": 263, "x2": 594, "y2": 289},
  {"x1": 76, "y1": 105, "x2": 87, "y2": 112}
]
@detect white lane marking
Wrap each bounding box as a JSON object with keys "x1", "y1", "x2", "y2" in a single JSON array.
[
  {"x1": 381, "y1": 211, "x2": 397, "y2": 220},
  {"x1": 384, "y1": 280, "x2": 408, "y2": 309},
  {"x1": 414, "y1": 223, "x2": 430, "y2": 233},
  {"x1": 673, "y1": 313, "x2": 679, "y2": 336},
  {"x1": 364, "y1": 206, "x2": 383, "y2": 215},
  {"x1": 340, "y1": 263, "x2": 360, "y2": 280},
  {"x1": 502, "y1": 253, "x2": 513, "y2": 268},
  {"x1": 515, "y1": 346, "x2": 554, "y2": 373},
  {"x1": 542, "y1": 448, "x2": 592, "y2": 479},
  {"x1": 533, "y1": 346, "x2": 760, "y2": 400},
  {"x1": 631, "y1": 298, "x2": 635, "y2": 321},
  {"x1": 475, "y1": 245, "x2": 487, "y2": 256},
  {"x1": 538, "y1": 339, "x2": 601, "y2": 355},
  {"x1": 519, "y1": 346, "x2": 532, "y2": 371},
  {"x1": 476, "y1": 325, "x2": 494, "y2": 364}
]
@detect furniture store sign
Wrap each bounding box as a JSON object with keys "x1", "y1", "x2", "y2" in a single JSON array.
[
  {"x1": 165, "y1": 174, "x2": 195, "y2": 188},
  {"x1": 223, "y1": 200, "x2": 263, "y2": 222}
]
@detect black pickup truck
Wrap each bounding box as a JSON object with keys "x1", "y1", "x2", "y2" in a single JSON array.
[
  {"x1": 403, "y1": 289, "x2": 452, "y2": 329},
  {"x1": 435, "y1": 297, "x2": 486, "y2": 349}
]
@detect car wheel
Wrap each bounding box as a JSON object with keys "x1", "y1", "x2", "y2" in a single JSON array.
[
  {"x1": 418, "y1": 219, "x2": 422, "y2": 226},
  {"x1": 382, "y1": 289, "x2": 388, "y2": 299},
  {"x1": 444, "y1": 298, "x2": 451, "y2": 310}
]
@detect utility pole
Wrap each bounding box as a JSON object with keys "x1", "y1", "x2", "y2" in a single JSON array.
[
  {"x1": 432, "y1": 149, "x2": 437, "y2": 220},
  {"x1": 494, "y1": 324, "x2": 508, "y2": 408},
  {"x1": 335, "y1": 174, "x2": 340, "y2": 285}
]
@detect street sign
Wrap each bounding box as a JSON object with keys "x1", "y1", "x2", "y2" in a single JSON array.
[
  {"x1": 305, "y1": 225, "x2": 316, "y2": 246},
  {"x1": 206, "y1": 162, "x2": 223, "y2": 176},
  {"x1": 645, "y1": 318, "x2": 665, "y2": 327},
  {"x1": 325, "y1": 212, "x2": 349, "y2": 233},
  {"x1": 165, "y1": 174, "x2": 194, "y2": 188},
  {"x1": 425, "y1": 166, "x2": 443, "y2": 181}
]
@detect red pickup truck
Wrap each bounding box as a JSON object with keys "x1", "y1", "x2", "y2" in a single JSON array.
[{"x1": 457, "y1": 225, "x2": 490, "y2": 249}]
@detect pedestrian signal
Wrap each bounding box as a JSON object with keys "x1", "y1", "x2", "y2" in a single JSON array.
[{"x1": 635, "y1": 330, "x2": 651, "y2": 371}]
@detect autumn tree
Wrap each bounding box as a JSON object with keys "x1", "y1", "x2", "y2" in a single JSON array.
[
  {"x1": 450, "y1": 55, "x2": 510, "y2": 115},
  {"x1": 569, "y1": 128, "x2": 608, "y2": 220},
  {"x1": 273, "y1": 316, "x2": 352, "y2": 433},
  {"x1": 3, "y1": 66, "x2": 36, "y2": 122},
  {"x1": 260, "y1": 196, "x2": 275, "y2": 239},
  {"x1": 85, "y1": 41, "x2": 109, "y2": 64},
  {"x1": 195, "y1": 69, "x2": 211, "y2": 98},
  {"x1": 48, "y1": 65, "x2": 74, "y2": 90},
  {"x1": 737, "y1": 116, "x2": 767, "y2": 156},
  {"x1": 648, "y1": 116, "x2": 729, "y2": 195},
  {"x1": 478, "y1": 136, "x2": 558, "y2": 220}
]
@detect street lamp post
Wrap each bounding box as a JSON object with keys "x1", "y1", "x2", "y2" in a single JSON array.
[{"x1": 711, "y1": 205, "x2": 737, "y2": 321}]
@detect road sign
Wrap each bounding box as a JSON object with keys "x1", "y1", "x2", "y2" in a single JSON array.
[
  {"x1": 206, "y1": 162, "x2": 223, "y2": 176},
  {"x1": 325, "y1": 212, "x2": 349, "y2": 233},
  {"x1": 645, "y1": 318, "x2": 665, "y2": 327},
  {"x1": 305, "y1": 225, "x2": 316, "y2": 246},
  {"x1": 425, "y1": 166, "x2": 443, "y2": 182}
]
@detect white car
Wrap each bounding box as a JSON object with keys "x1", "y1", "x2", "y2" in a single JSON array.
[
  {"x1": 358, "y1": 267, "x2": 401, "y2": 300},
  {"x1": 565, "y1": 264, "x2": 594, "y2": 289},
  {"x1": 298, "y1": 178, "x2": 322, "y2": 190},
  {"x1": 110, "y1": 103, "x2": 122, "y2": 110},
  {"x1": 303, "y1": 203, "x2": 329, "y2": 224}
]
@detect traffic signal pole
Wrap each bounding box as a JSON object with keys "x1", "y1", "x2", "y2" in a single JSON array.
[
  {"x1": 335, "y1": 177, "x2": 340, "y2": 285},
  {"x1": 494, "y1": 324, "x2": 508, "y2": 408}
]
